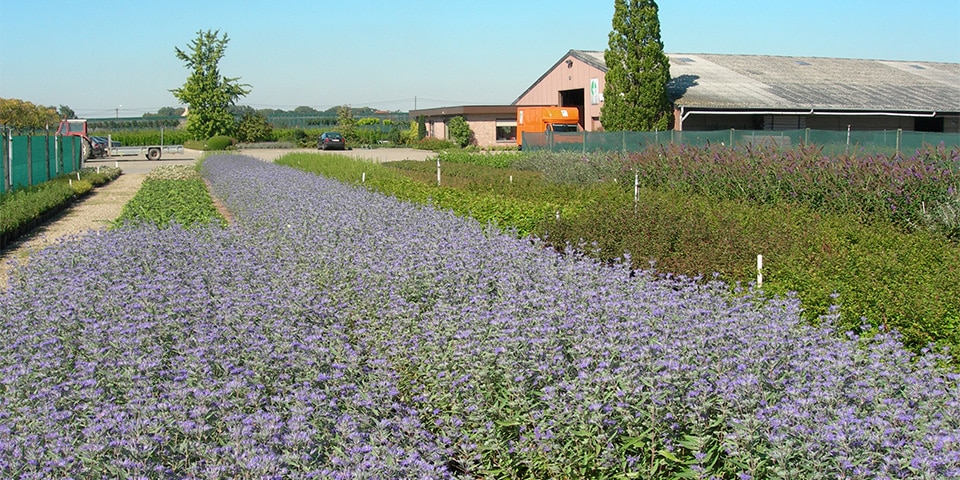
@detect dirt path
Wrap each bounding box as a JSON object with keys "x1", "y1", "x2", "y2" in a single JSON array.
[{"x1": 0, "y1": 173, "x2": 146, "y2": 289}]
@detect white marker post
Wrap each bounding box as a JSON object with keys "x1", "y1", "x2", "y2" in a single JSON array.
[
  {"x1": 757, "y1": 254, "x2": 763, "y2": 288},
  {"x1": 437, "y1": 158, "x2": 441, "y2": 186},
  {"x1": 634, "y1": 173, "x2": 639, "y2": 211}
]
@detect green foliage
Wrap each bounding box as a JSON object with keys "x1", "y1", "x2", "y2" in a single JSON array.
[
  {"x1": 601, "y1": 0, "x2": 673, "y2": 131},
  {"x1": 920, "y1": 187, "x2": 960, "y2": 239},
  {"x1": 413, "y1": 137, "x2": 458, "y2": 151},
  {"x1": 0, "y1": 183, "x2": 75, "y2": 240},
  {"x1": 99, "y1": 129, "x2": 193, "y2": 147},
  {"x1": 399, "y1": 120, "x2": 421, "y2": 145},
  {"x1": 336, "y1": 105, "x2": 357, "y2": 143},
  {"x1": 620, "y1": 143, "x2": 960, "y2": 235},
  {"x1": 203, "y1": 136, "x2": 234, "y2": 151},
  {"x1": 115, "y1": 166, "x2": 225, "y2": 229},
  {"x1": 512, "y1": 149, "x2": 625, "y2": 184},
  {"x1": 235, "y1": 111, "x2": 273, "y2": 143},
  {"x1": 356, "y1": 117, "x2": 381, "y2": 126},
  {"x1": 278, "y1": 154, "x2": 573, "y2": 237},
  {"x1": 0, "y1": 167, "x2": 120, "y2": 243},
  {"x1": 417, "y1": 115, "x2": 427, "y2": 139},
  {"x1": 436, "y1": 150, "x2": 520, "y2": 169},
  {"x1": 280, "y1": 149, "x2": 960, "y2": 361},
  {"x1": 58, "y1": 105, "x2": 76, "y2": 120},
  {"x1": 0, "y1": 98, "x2": 60, "y2": 130},
  {"x1": 447, "y1": 116, "x2": 473, "y2": 148},
  {"x1": 170, "y1": 30, "x2": 251, "y2": 139}
]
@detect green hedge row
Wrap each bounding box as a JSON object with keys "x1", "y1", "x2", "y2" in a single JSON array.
[
  {"x1": 1, "y1": 167, "x2": 121, "y2": 248},
  {"x1": 276, "y1": 154, "x2": 586, "y2": 237}
]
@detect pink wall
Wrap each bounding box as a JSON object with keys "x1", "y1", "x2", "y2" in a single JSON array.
[{"x1": 514, "y1": 53, "x2": 606, "y2": 131}]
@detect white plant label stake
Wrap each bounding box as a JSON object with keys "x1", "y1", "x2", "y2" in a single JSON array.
[{"x1": 757, "y1": 254, "x2": 763, "y2": 288}]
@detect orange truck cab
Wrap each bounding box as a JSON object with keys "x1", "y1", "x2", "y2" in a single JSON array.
[{"x1": 516, "y1": 106, "x2": 581, "y2": 150}]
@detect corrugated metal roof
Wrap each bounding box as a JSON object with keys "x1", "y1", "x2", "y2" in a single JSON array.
[{"x1": 570, "y1": 50, "x2": 960, "y2": 112}]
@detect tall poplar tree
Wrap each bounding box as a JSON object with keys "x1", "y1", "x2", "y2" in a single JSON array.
[
  {"x1": 600, "y1": 0, "x2": 673, "y2": 131},
  {"x1": 171, "y1": 30, "x2": 251, "y2": 139}
]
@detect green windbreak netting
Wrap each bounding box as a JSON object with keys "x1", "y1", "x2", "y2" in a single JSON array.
[
  {"x1": 1, "y1": 130, "x2": 82, "y2": 193},
  {"x1": 522, "y1": 129, "x2": 960, "y2": 155}
]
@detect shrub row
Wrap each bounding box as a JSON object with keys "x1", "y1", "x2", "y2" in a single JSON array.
[
  {"x1": 0, "y1": 167, "x2": 121, "y2": 248},
  {"x1": 543, "y1": 185, "x2": 960, "y2": 353},
  {"x1": 276, "y1": 154, "x2": 581, "y2": 236},
  {"x1": 114, "y1": 165, "x2": 226, "y2": 229},
  {"x1": 522, "y1": 144, "x2": 960, "y2": 238},
  {"x1": 281, "y1": 151, "x2": 960, "y2": 357},
  {"x1": 3, "y1": 154, "x2": 957, "y2": 477}
]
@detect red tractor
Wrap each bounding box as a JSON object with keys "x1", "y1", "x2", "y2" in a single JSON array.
[{"x1": 56, "y1": 118, "x2": 101, "y2": 160}]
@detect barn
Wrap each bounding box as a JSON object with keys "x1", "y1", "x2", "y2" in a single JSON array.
[{"x1": 411, "y1": 49, "x2": 960, "y2": 147}]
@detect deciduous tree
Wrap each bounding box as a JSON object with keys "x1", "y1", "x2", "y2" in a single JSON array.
[
  {"x1": 600, "y1": 0, "x2": 673, "y2": 131},
  {"x1": 0, "y1": 98, "x2": 59, "y2": 130},
  {"x1": 171, "y1": 30, "x2": 251, "y2": 140},
  {"x1": 236, "y1": 111, "x2": 273, "y2": 143}
]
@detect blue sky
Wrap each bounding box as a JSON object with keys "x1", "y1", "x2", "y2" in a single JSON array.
[{"x1": 1, "y1": 0, "x2": 958, "y2": 118}]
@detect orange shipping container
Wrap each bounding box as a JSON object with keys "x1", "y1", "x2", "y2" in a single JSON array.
[{"x1": 516, "y1": 107, "x2": 581, "y2": 149}]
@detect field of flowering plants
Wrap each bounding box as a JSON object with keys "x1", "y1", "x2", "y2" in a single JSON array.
[
  {"x1": 619, "y1": 143, "x2": 960, "y2": 238},
  {"x1": 2, "y1": 154, "x2": 959, "y2": 478}
]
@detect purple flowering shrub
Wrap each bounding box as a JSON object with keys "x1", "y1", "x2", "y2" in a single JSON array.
[
  {"x1": 1, "y1": 154, "x2": 958, "y2": 478},
  {"x1": 620, "y1": 143, "x2": 960, "y2": 234}
]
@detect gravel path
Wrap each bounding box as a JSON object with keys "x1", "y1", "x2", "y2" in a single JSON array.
[{"x1": 0, "y1": 173, "x2": 146, "y2": 289}]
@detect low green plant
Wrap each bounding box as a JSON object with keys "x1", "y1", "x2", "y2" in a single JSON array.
[
  {"x1": 0, "y1": 167, "x2": 120, "y2": 245},
  {"x1": 0, "y1": 182, "x2": 76, "y2": 241},
  {"x1": 436, "y1": 150, "x2": 520, "y2": 169},
  {"x1": 413, "y1": 137, "x2": 458, "y2": 151},
  {"x1": 115, "y1": 166, "x2": 225, "y2": 229},
  {"x1": 203, "y1": 135, "x2": 234, "y2": 151}
]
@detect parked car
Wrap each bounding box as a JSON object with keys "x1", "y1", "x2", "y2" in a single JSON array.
[{"x1": 318, "y1": 132, "x2": 346, "y2": 150}]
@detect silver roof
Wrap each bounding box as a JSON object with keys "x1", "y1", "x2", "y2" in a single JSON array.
[{"x1": 571, "y1": 50, "x2": 960, "y2": 112}]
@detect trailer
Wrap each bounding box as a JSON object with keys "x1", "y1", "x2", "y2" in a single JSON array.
[
  {"x1": 57, "y1": 119, "x2": 184, "y2": 161},
  {"x1": 105, "y1": 128, "x2": 183, "y2": 160},
  {"x1": 106, "y1": 141, "x2": 183, "y2": 161}
]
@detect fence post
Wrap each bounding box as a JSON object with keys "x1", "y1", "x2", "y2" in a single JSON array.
[
  {"x1": 55, "y1": 134, "x2": 60, "y2": 176},
  {"x1": 730, "y1": 128, "x2": 734, "y2": 146},
  {"x1": 845, "y1": 125, "x2": 851, "y2": 155},
  {"x1": 45, "y1": 126, "x2": 51, "y2": 183},
  {"x1": 896, "y1": 128, "x2": 902, "y2": 155},
  {"x1": 26, "y1": 133, "x2": 33, "y2": 187},
  {"x1": 2, "y1": 128, "x2": 9, "y2": 193}
]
